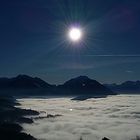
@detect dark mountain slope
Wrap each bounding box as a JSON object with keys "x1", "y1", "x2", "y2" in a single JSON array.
[
  {"x1": 104, "y1": 81, "x2": 140, "y2": 93},
  {"x1": 0, "y1": 75, "x2": 52, "y2": 89},
  {"x1": 57, "y1": 76, "x2": 114, "y2": 95}
]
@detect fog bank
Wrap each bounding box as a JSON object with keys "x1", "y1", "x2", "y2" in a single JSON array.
[{"x1": 18, "y1": 95, "x2": 140, "y2": 140}]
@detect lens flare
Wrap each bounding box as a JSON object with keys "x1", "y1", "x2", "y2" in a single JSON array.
[{"x1": 68, "y1": 27, "x2": 82, "y2": 42}]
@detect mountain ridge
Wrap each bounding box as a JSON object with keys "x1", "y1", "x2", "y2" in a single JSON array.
[
  {"x1": 0, "y1": 75, "x2": 114, "y2": 96},
  {"x1": 0, "y1": 74, "x2": 52, "y2": 89},
  {"x1": 104, "y1": 81, "x2": 140, "y2": 93},
  {"x1": 58, "y1": 75, "x2": 114, "y2": 95}
]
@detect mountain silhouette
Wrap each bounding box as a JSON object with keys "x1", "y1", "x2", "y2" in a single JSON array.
[
  {"x1": 0, "y1": 75, "x2": 115, "y2": 96},
  {"x1": 0, "y1": 75, "x2": 52, "y2": 89},
  {"x1": 104, "y1": 81, "x2": 140, "y2": 93},
  {"x1": 57, "y1": 76, "x2": 114, "y2": 95}
]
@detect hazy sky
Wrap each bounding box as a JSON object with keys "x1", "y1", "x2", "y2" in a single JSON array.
[{"x1": 0, "y1": 0, "x2": 140, "y2": 84}]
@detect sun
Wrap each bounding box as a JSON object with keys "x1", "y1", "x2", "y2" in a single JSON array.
[{"x1": 68, "y1": 27, "x2": 82, "y2": 42}]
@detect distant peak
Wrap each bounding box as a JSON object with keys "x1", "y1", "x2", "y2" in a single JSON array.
[
  {"x1": 17, "y1": 74, "x2": 29, "y2": 77},
  {"x1": 16, "y1": 74, "x2": 32, "y2": 79},
  {"x1": 75, "y1": 76, "x2": 90, "y2": 80}
]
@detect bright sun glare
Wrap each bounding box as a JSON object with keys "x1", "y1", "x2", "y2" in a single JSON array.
[{"x1": 68, "y1": 27, "x2": 82, "y2": 42}]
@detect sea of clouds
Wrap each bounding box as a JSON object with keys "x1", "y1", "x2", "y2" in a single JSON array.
[{"x1": 17, "y1": 95, "x2": 140, "y2": 140}]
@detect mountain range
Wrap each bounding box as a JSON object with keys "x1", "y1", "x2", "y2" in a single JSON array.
[
  {"x1": 0, "y1": 75, "x2": 114, "y2": 96},
  {"x1": 0, "y1": 75, "x2": 52, "y2": 89},
  {"x1": 1, "y1": 74, "x2": 139, "y2": 95},
  {"x1": 104, "y1": 81, "x2": 140, "y2": 93}
]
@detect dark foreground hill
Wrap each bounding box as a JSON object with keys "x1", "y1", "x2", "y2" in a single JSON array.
[{"x1": 0, "y1": 96, "x2": 39, "y2": 140}]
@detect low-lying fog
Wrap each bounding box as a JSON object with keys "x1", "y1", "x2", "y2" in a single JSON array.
[{"x1": 17, "y1": 95, "x2": 140, "y2": 140}]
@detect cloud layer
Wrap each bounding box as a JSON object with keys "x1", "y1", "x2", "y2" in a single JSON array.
[{"x1": 18, "y1": 95, "x2": 140, "y2": 140}]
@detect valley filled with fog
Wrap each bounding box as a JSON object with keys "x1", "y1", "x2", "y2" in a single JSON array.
[{"x1": 17, "y1": 95, "x2": 140, "y2": 140}]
